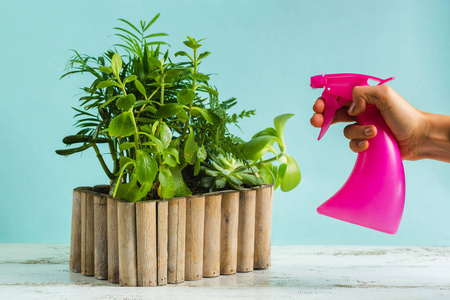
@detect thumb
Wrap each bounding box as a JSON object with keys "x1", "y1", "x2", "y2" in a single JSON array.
[{"x1": 348, "y1": 85, "x2": 391, "y2": 116}]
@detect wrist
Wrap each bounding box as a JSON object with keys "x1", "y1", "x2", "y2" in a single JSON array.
[{"x1": 417, "y1": 112, "x2": 450, "y2": 162}]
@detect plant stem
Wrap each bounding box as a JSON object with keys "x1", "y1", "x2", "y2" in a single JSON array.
[
  {"x1": 116, "y1": 73, "x2": 140, "y2": 153},
  {"x1": 136, "y1": 87, "x2": 159, "y2": 120},
  {"x1": 261, "y1": 153, "x2": 286, "y2": 165},
  {"x1": 92, "y1": 143, "x2": 114, "y2": 179},
  {"x1": 107, "y1": 137, "x2": 119, "y2": 174},
  {"x1": 180, "y1": 47, "x2": 198, "y2": 145}
]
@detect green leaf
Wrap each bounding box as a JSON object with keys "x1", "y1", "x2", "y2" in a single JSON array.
[
  {"x1": 274, "y1": 114, "x2": 294, "y2": 141},
  {"x1": 165, "y1": 69, "x2": 183, "y2": 76},
  {"x1": 191, "y1": 107, "x2": 220, "y2": 125},
  {"x1": 194, "y1": 159, "x2": 201, "y2": 176},
  {"x1": 160, "y1": 122, "x2": 172, "y2": 149},
  {"x1": 241, "y1": 136, "x2": 274, "y2": 161},
  {"x1": 199, "y1": 85, "x2": 218, "y2": 96},
  {"x1": 96, "y1": 80, "x2": 121, "y2": 89},
  {"x1": 111, "y1": 53, "x2": 122, "y2": 75},
  {"x1": 177, "y1": 89, "x2": 196, "y2": 105},
  {"x1": 100, "y1": 95, "x2": 121, "y2": 108},
  {"x1": 279, "y1": 153, "x2": 301, "y2": 192},
  {"x1": 165, "y1": 147, "x2": 179, "y2": 161},
  {"x1": 98, "y1": 66, "x2": 112, "y2": 74},
  {"x1": 115, "y1": 177, "x2": 141, "y2": 202},
  {"x1": 198, "y1": 51, "x2": 211, "y2": 60},
  {"x1": 184, "y1": 127, "x2": 198, "y2": 165},
  {"x1": 155, "y1": 103, "x2": 184, "y2": 118},
  {"x1": 276, "y1": 164, "x2": 285, "y2": 190},
  {"x1": 119, "y1": 156, "x2": 134, "y2": 171},
  {"x1": 143, "y1": 106, "x2": 157, "y2": 114},
  {"x1": 55, "y1": 143, "x2": 91, "y2": 156},
  {"x1": 119, "y1": 142, "x2": 135, "y2": 151},
  {"x1": 197, "y1": 146, "x2": 207, "y2": 162},
  {"x1": 116, "y1": 94, "x2": 136, "y2": 111},
  {"x1": 134, "y1": 80, "x2": 147, "y2": 98},
  {"x1": 170, "y1": 165, "x2": 192, "y2": 197},
  {"x1": 190, "y1": 73, "x2": 210, "y2": 81},
  {"x1": 174, "y1": 51, "x2": 193, "y2": 62},
  {"x1": 123, "y1": 75, "x2": 137, "y2": 85},
  {"x1": 253, "y1": 127, "x2": 279, "y2": 139},
  {"x1": 142, "y1": 133, "x2": 164, "y2": 152},
  {"x1": 257, "y1": 163, "x2": 274, "y2": 184},
  {"x1": 147, "y1": 71, "x2": 160, "y2": 79},
  {"x1": 176, "y1": 109, "x2": 189, "y2": 121},
  {"x1": 215, "y1": 177, "x2": 226, "y2": 189},
  {"x1": 159, "y1": 166, "x2": 175, "y2": 199},
  {"x1": 163, "y1": 153, "x2": 177, "y2": 167},
  {"x1": 148, "y1": 57, "x2": 162, "y2": 68},
  {"x1": 135, "y1": 150, "x2": 158, "y2": 185},
  {"x1": 109, "y1": 112, "x2": 136, "y2": 137}
]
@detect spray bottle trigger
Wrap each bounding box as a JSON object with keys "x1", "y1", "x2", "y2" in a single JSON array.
[{"x1": 318, "y1": 94, "x2": 340, "y2": 140}]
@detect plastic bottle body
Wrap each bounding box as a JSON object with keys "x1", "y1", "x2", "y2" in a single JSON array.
[{"x1": 317, "y1": 105, "x2": 406, "y2": 234}]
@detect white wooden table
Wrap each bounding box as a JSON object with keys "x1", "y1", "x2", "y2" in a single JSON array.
[{"x1": 0, "y1": 244, "x2": 449, "y2": 299}]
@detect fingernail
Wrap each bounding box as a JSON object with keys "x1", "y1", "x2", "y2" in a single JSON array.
[
  {"x1": 358, "y1": 141, "x2": 366, "y2": 148},
  {"x1": 364, "y1": 127, "x2": 374, "y2": 136},
  {"x1": 348, "y1": 102, "x2": 356, "y2": 114}
]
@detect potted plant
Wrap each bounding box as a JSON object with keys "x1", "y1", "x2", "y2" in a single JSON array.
[{"x1": 58, "y1": 14, "x2": 300, "y2": 287}]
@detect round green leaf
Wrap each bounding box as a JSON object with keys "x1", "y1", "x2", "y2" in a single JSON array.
[
  {"x1": 97, "y1": 80, "x2": 121, "y2": 89},
  {"x1": 171, "y1": 166, "x2": 192, "y2": 197},
  {"x1": 116, "y1": 94, "x2": 136, "y2": 111},
  {"x1": 190, "y1": 73, "x2": 210, "y2": 81},
  {"x1": 155, "y1": 103, "x2": 184, "y2": 118},
  {"x1": 108, "y1": 112, "x2": 136, "y2": 137},
  {"x1": 197, "y1": 146, "x2": 207, "y2": 161},
  {"x1": 160, "y1": 122, "x2": 172, "y2": 149},
  {"x1": 135, "y1": 150, "x2": 158, "y2": 185},
  {"x1": 177, "y1": 89, "x2": 196, "y2": 105},
  {"x1": 159, "y1": 166, "x2": 175, "y2": 199},
  {"x1": 280, "y1": 153, "x2": 301, "y2": 192}
]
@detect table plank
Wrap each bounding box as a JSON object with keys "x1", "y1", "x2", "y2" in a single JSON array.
[{"x1": 0, "y1": 244, "x2": 449, "y2": 299}]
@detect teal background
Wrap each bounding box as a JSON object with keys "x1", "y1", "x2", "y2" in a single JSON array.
[{"x1": 1, "y1": 0, "x2": 449, "y2": 245}]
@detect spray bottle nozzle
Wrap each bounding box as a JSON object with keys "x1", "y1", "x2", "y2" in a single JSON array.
[{"x1": 310, "y1": 75, "x2": 325, "y2": 89}]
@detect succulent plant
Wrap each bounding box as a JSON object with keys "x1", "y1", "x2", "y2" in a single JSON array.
[{"x1": 201, "y1": 154, "x2": 262, "y2": 192}]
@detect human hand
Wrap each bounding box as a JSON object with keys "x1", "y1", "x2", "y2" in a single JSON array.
[{"x1": 310, "y1": 85, "x2": 428, "y2": 161}]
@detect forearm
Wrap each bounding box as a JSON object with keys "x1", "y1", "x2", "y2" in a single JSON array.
[{"x1": 418, "y1": 112, "x2": 450, "y2": 163}]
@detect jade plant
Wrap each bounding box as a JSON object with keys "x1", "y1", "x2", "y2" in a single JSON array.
[{"x1": 56, "y1": 14, "x2": 301, "y2": 201}]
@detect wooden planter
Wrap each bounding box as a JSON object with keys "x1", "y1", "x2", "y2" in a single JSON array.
[{"x1": 69, "y1": 184, "x2": 274, "y2": 286}]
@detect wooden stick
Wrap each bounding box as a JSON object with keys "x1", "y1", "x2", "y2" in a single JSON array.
[
  {"x1": 117, "y1": 201, "x2": 137, "y2": 287},
  {"x1": 157, "y1": 200, "x2": 168, "y2": 286},
  {"x1": 70, "y1": 187, "x2": 90, "y2": 273},
  {"x1": 168, "y1": 197, "x2": 186, "y2": 284},
  {"x1": 136, "y1": 201, "x2": 157, "y2": 287},
  {"x1": 220, "y1": 191, "x2": 239, "y2": 275},
  {"x1": 81, "y1": 190, "x2": 95, "y2": 276},
  {"x1": 94, "y1": 193, "x2": 108, "y2": 279},
  {"x1": 93, "y1": 184, "x2": 110, "y2": 194},
  {"x1": 203, "y1": 192, "x2": 221, "y2": 278},
  {"x1": 253, "y1": 185, "x2": 274, "y2": 269},
  {"x1": 185, "y1": 195, "x2": 205, "y2": 281},
  {"x1": 107, "y1": 196, "x2": 119, "y2": 283},
  {"x1": 237, "y1": 188, "x2": 256, "y2": 273}
]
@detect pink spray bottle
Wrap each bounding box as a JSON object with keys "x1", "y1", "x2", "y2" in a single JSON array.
[{"x1": 311, "y1": 73, "x2": 405, "y2": 234}]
